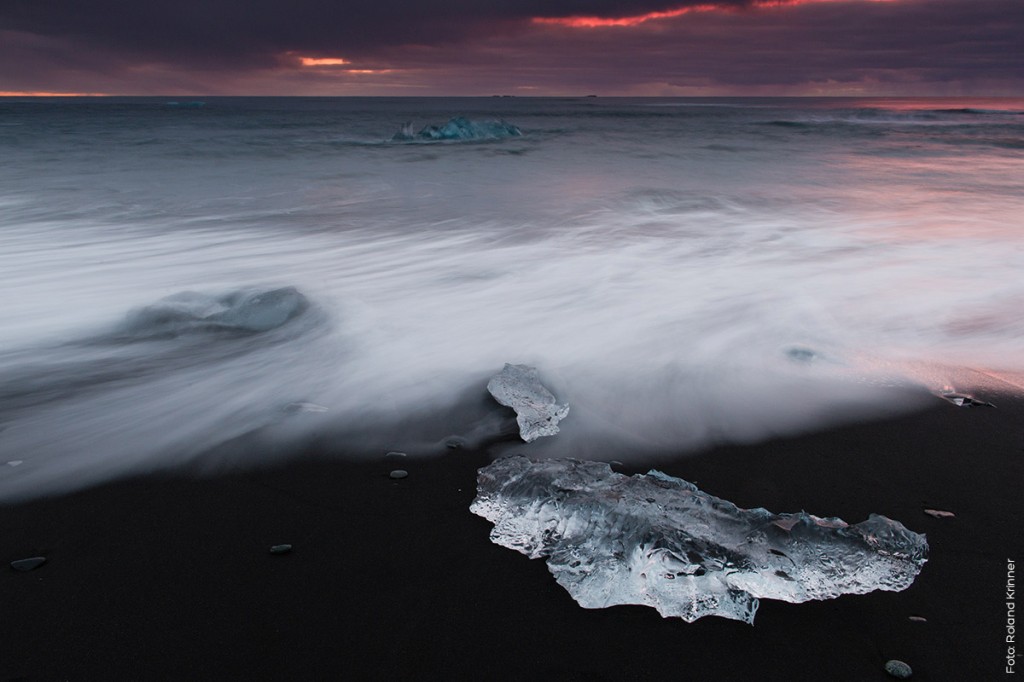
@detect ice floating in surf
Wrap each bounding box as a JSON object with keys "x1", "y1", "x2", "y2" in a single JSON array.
[
  {"x1": 471, "y1": 456, "x2": 928, "y2": 624},
  {"x1": 117, "y1": 287, "x2": 309, "y2": 339},
  {"x1": 486, "y1": 364, "x2": 569, "y2": 443},
  {"x1": 391, "y1": 117, "x2": 522, "y2": 142}
]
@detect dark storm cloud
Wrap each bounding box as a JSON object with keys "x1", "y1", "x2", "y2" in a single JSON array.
[
  {"x1": 1, "y1": 0, "x2": 1021, "y2": 94},
  {"x1": 519, "y1": 0, "x2": 1024, "y2": 90},
  {"x1": 0, "y1": 0, "x2": 746, "y2": 66}
]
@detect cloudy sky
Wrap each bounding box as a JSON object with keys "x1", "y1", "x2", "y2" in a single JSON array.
[{"x1": 1, "y1": 0, "x2": 1021, "y2": 96}]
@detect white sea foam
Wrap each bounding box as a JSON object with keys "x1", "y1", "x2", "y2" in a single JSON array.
[{"x1": 1, "y1": 97, "x2": 1022, "y2": 498}]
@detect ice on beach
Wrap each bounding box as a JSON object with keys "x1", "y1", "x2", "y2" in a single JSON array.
[
  {"x1": 486, "y1": 364, "x2": 569, "y2": 442},
  {"x1": 391, "y1": 117, "x2": 522, "y2": 142},
  {"x1": 939, "y1": 392, "x2": 995, "y2": 408},
  {"x1": 471, "y1": 456, "x2": 928, "y2": 624},
  {"x1": 117, "y1": 287, "x2": 309, "y2": 339},
  {"x1": 10, "y1": 557, "x2": 47, "y2": 572}
]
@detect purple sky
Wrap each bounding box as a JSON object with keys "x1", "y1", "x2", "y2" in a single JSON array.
[{"x1": 2, "y1": 0, "x2": 1021, "y2": 95}]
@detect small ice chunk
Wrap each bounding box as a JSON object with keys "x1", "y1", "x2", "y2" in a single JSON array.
[
  {"x1": 785, "y1": 346, "x2": 820, "y2": 363},
  {"x1": 7, "y1": 460, "x2": 23, "y2": 467},
  {"x1": 486, "y1": 364, "x2": 569, "y2": 442},
  {"x1": 885, "y1": 659, "x2": 913, "y2": 679},
  {"x1": 118, "y1": 286, "x2": 308, "y2": 338},
  {"x1": 908, "y1": 615, "x2": 928, "y2": 623},
  {"x1": 471, "y1": 456, "x2": 928, "y2": 624},
  {"x1": 939, "y1": 392, "x2": 994, "y2": 408},
  {"x1": 10, "y1": 557, "x2": 47, "y2": 572},
  {"x1": 923, "y1": 509, "x2": 955, "y2": 519},
  {"x1": 284, "y1": 402, "x2": 328, "y2": 413}
]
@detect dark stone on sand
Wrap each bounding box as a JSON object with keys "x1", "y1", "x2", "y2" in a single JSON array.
[
  {"x1": 389, "y1": 470, "x2": 408, "y2": 480},
  {"x1": 269, "y1": 544, "x2": 292, "y2": 555},
  {"x1": 10, "y1": 557, "x2": 46, "y2": 572},
  {"x1": 885, "y1": 659, "x2": 913, "y2": 679}
]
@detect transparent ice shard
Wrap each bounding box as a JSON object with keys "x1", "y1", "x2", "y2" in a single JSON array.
[
  {"x1": 486, "y1": 364, "x2": 569, "y2": 442},
  {"x1": 471, "y1": 456, "x2": 928, "y2": 624}
]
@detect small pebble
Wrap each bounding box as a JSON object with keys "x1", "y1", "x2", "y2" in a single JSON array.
[
  {"x1": 884, "y1": 659, "x2": 913, "y2": 679},
  {"x1": 10, "y1": 557, "x2": 46, "y2": 572},
  {"x1": 923, "y1": 509, "x2": 955, "y2": 519},
  {"x1": 269, "y1": 544, "x2": 292, "y2": 555},
  {"x1": 385, "y1": 451, "x2": 408, "y2": 459},
  {"x1": 444, "y1": 436, "x2": 467, "y2": 450},
  {"x1": 389, "y1": 469, "x2": 408, "y2": 480},
  {"x1": 908, "y1": 615, "x2": 927, "y2": 623}
]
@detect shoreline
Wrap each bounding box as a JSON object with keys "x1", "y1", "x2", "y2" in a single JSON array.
[{"x1": 2, "y1": 388, "x2": 1021, "y2": 680}]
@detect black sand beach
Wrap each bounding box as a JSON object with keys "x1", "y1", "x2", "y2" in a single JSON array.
[{"x1": 2, "y1": 383, "x2": 1020, "y2": 681}]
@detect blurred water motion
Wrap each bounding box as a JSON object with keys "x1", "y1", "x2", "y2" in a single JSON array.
[{"x1": 1, "y1": 96, "x2": 1022, "y2": 497}]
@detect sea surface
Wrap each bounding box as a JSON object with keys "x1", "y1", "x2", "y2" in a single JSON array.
[{"x1": 1, "y1": 96, "x2": 1022, "y2": 498}]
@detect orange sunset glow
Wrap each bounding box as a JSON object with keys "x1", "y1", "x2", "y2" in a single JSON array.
[
  {"x1": 0, "y1": 0, "x2": 1017, "y2": 96},
  {"x1": 533, "y1": 4, "x2": 715, "y2": 27},
  {"x1": 0, "y1": 91, "x2": 107, "y2": 97},
  {"x1": 299, "y1": 57, "x2": 351, "y2": 66},
  {"x1": 534, "y1": 0, "x2": 899, "y2": 28}
]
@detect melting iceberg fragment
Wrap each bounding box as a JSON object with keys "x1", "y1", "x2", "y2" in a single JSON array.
[
  {"x1": 391, "y1": 117, "x2": 522, "y2": 142},
  {"x1": 117, "y1": 287, "x2": 309, "y2": 339},
  {"x1": 471, "y1": 456, "x2": 928, "y2": 624},
  {"x1": 486, "y1": 364, "x2": 569, "y2": 442}
]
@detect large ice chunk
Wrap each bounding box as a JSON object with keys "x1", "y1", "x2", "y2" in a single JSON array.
[
  {"x1": 486, "y1": 364, "x2": 569, "y2": 442},
  {"x1": 117, "y1": 287, "x2": 309, "y2": 339},
  {"x1": 471, "y1": 456, "x2": 928, "y2": 624},
  {"x1": 392, "y1": 117, "x2": 522, "y2": 142}
]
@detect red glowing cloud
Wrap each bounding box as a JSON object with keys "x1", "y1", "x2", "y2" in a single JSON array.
[
  {"x1": 533, "y1": 4, "x2": 714, "y2": 28},
  {"x1": 533, "y1": 0, "x2": 898, "y2": 29},
  {"x1": 299, "y1": 57, "x2": 351, "y2": 66},
  {"x1": 0, "y1": 0, "x2": 1018, "y2": 95}
]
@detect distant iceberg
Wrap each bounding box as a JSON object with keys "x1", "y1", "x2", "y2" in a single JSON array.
[
  {"x1": 471, "y1": 456, "x2": 928, "y2": 624},
  {"x1": 391, "y1": 117, "x2": 522, "y2": 142},
  {"x1": 487, "y1": 363, "x2": 569, "y2": 442},
  {"x1": 117, "y1": 287, "x2": 309, "y2": 339}
]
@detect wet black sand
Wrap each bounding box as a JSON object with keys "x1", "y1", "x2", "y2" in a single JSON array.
[{"x1": 2, "y1": 388, "x2": 1021, "y2": 680}]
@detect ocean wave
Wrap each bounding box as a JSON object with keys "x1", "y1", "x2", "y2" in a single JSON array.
[
  {"x1": 0, "y1": 286, "x2": 320, "y2": 414},
  {"x1": 761, "y1": 106, "x2": 1024, "y2": 128},
  {"x1": 0, "y1": 285, "x2": 332, "y2": 499},
  {"x1": 931, "y1": 108, "x2": 1024, "y2": 116}
]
